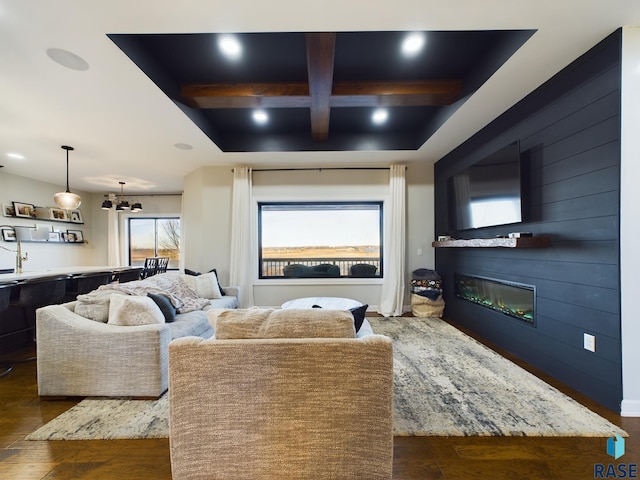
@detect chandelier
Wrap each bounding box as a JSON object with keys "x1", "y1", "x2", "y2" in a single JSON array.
[{"x1": 101, "y1": 181, "x2": 142, "y2": 212}]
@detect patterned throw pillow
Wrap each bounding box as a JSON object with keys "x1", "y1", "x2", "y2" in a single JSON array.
[
  {"x1": 75, "y1": 291, "x2": 127, "y2": 323},
  {"x1": 181, "y1": 271, "x2": 222, "y2": 299},
  {"x1": 107, "y1": 295, "x2": 165, "y2": 326}
]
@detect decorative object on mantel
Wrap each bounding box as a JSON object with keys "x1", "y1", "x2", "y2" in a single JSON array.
[
  {"x1": 432, "y1": 236, "x2": 550, "y2": 248},
  {"x1": 101, "y1": 181, "x2": 142, "y2": 212},
  {"x1": 53, "y1": 145, "x2": 82, "y2": 210}
]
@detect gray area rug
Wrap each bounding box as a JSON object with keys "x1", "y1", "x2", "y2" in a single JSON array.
[{"x1": 26, "y1": 317, "x2": 626, "y2": 440}]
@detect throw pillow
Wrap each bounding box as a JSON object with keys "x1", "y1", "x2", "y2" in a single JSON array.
[
  {"x1": 147, "y1": 293, "x2": 177, "y2": 323},
  {"x1": 310, "y1": 303, "x2": 368, "y2": 333},
  {"x1": 75, "y1": 291, "x2": 126, "y2": 323},
  {"x1": 208, "y1": 268, "x2": 226, "y2": 296},
  {"x1": 108, "y1": 295, "x2": 165, "y2": 326},
  {"x1": 213, "y1": 308, "x2": 356, "y2": 339},
  {"x1": 350, "y1": 304, "x2": 368, "y2": 333},
  {"x1": 182, "y1": 271, "x2": 222, "y2": 299},
  {"x1": 183, "y1": 268, "x2": 226, "y2": 295}
]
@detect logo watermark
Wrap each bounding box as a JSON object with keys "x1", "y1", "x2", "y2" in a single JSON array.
[
  {"x1": 594, "y1": 435, "x2": 637, "y2": 479},
  {"x1": 608, "y1": 436, "x2": 626, "y2": 460}
]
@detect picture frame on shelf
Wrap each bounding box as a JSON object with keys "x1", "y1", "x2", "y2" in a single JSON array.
[
  {"x1": 1, "y1": 228, "x2": 16, "y2": 242},
  {"x1": 13, "y1": 201, "x2": 35, "y2": 218},
  {"x1": 67, "y1": 229, "x2": 83, "y2": 243},
  {"x1": 48, "y1": 232, "x2": 61, "y2": 242},
  {"x1": 2, "y1": 204, "x2": 15, "y2": 217},
  {"x1": 49, "y1": 207, "x2": 69, "y2": 221},
  {"x1": 70, "y1": 209, "x2": 82, "y2": 223}
]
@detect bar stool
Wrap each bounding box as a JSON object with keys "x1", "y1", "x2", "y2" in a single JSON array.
[
  {"x1": 64, "y1": 270, "x2": 113, "y2": 301},
  {"x1": 12, "y1": 275, "x2": 69, "y2": 344},
  {"x1": 141, "y1": 257, "x2": 159, "y2": 279},
  {"x1": 0, "y1": 282, "x2": 18, "y2": 378},
  {"x1": 114, "y1": 267, "x2": 143, "y2": 283},
  {"x1": 156, "y1": 257, "x2": 169, "y2": 274}
]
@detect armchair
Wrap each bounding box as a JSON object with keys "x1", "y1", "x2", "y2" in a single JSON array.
[{"x1": 168, "y1": 308, "x2": 393, "y2": 479}]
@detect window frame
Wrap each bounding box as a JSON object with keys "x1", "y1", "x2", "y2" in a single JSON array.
[
  {"x1": 127, "y1": 216, "x2": 181, "y2": 270},
  {"x1": 257, "y1": 201, "x2": 384, "y2": 280}
]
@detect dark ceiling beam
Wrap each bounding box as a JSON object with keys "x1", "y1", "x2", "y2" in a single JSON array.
[
  {"x1": 305, "y1": 32, "x2": 336, "y2": 142},
  {"x1": 181, "y1": 79, "x2": 461, "y2": 109},
  {"x1": 181, "y1": 83, "x2": 310, "y2": 108},
  {"x1": 330, "y1": 80, "x2": 462, "y2": 107}
]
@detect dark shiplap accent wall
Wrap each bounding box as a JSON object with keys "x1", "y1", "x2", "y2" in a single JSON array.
[{"x1": 434, "y1": 31, "x2": 622, "y2": 411}]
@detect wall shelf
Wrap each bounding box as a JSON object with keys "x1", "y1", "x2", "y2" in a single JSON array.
[{"x1": 432, "y1": 237, "x2": 550, "y2": 248}]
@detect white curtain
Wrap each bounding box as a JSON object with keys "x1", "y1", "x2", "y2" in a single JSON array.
[
  {"x1": 229, "y1": 167, "x2": 255, "y2": 307},
  {"x1": 378, "y1": 164, "x2": 406, "y2": 317},
  {"x1": 107, "y1": 206, "x2": 121, "y2": 267}
]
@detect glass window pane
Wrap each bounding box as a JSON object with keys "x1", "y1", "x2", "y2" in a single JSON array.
[
  {"x1": 128, "y1": 217, "x2": 181, "y2": 269},
  {"x1": 157, "y1": 218, "x2": 181, "y2": 269},
  {"x1": 129, "y1": 219, "x2": 156, "y2": 267},
  {"x1": 259, "y1": 202, "x2": 382, "y2": 278}
]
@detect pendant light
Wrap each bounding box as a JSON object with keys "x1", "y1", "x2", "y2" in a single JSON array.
[
  {"x1": 101, "y1": 181, "x2": 143, "y2": 212},
  {"x1": 116, "y1": 181, "x2": 130, "y2": 211},
  {"x1": 53, "y1": 145, "x2": 82, "y2": 210}
]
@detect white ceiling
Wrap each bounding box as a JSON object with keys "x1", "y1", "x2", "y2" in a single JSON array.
[{"x1": 1, "y1": 0, "x2": 639, "y2": 194}]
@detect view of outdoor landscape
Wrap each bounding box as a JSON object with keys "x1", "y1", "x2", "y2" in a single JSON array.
[
  {"x1": 261, "y1": 245, "x2": 380, "y2": 277},
  {"x1": 259, "y1": 202, "x2": 382, "y2": 277},
  {"x1": 129, "y1": 218, "x2": 180, "y2": 268}
]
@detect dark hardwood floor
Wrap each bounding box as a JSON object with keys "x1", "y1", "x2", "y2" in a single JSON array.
[{"x1": 0, "y1": 324, "x2": 638, "y2": 479}]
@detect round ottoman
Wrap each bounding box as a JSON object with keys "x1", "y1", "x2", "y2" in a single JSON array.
[{"x1": 281, "y1": 296, "x2": 363, "y2": 310}]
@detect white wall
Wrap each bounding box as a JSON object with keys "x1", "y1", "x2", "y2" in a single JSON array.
[
  {"x1": 620, "y1": 26, "x2": 640, "y2": 417},
  {"x1": 88, "y1": 192, "x2": 183, "y2": 267},
  {"x1": 181, "y1": 163, "x2": 435, "y2": 310},
  {"x1": 182, "y1": 166, "x2": 234, "y2": 282},
  {"x1": 0, "y1": 171, "x2": 96, "y2": 271}
]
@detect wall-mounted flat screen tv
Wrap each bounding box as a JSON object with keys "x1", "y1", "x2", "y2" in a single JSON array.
[{"x1": 447, "y1": 140, "x2": 525, "y2": 231}]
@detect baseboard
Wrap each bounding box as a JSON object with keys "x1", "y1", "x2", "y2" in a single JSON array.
[{"x1": 621, "y1": 399, "x2": 640, "y2": 417}]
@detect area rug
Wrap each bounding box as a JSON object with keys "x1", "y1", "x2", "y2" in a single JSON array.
[{"x1": 26, "y1": 317, "x2": 626, "y2": 440}]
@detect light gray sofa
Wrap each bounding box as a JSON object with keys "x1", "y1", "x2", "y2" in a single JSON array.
[{"x1": 36, "y1": 274, "x2": 239, "y2": 398}]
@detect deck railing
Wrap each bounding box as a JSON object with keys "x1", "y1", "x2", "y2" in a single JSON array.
[{"x1": 261, "y1": 257, "x2": 381, "y2": 278}]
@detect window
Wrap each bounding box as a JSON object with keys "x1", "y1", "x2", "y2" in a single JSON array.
[
  {"x1": 128, "y1": 217, "x2": 181, "y2": 269},
  {"x1": 258, "y1": 202, "x2": 383, "y2": 279}
]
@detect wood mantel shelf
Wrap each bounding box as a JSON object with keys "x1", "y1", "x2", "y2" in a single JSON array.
[{"x1": 432, "y1": 236, "x2": 550, "y2": 248}]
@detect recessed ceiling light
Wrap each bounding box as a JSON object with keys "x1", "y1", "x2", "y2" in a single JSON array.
[
  {"x1": 372, "y1": 109, "x2": 388, "y2": 125},
  {"x1": 253, "y1": 110, "x2": 268, "y2": 125},
  {"x1": 6, "y1": 152, "x2": 25, "y2": 160},
  {"x1": 46, "y1": 48, "x2": 89, "y2": 71},
  {"x1": 401, "y1": 32, "x2": 426, "y2": 57},
  {"x1": 174, "y1": 143, "x2": 193, "y2": 150},
  {"x1": 218, "y1": 34, "x2": 242, "y2": 60}
]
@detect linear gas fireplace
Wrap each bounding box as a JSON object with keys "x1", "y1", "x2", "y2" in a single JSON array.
[{"x1": 455, "y1": 274, "x2": 535, "y2": 325}]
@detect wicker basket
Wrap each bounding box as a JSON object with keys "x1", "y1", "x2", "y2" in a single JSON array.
[{"x1": 411, "y1": 293, "x2": 445, "y2": 318}]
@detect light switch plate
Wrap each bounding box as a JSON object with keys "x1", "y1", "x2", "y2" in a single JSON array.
[{"x1": 583, "y1": 333, "x2": 596, "y2": 352}]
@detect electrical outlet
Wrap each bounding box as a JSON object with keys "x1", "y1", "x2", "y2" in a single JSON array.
[
  {"x1": 417, "y1": 248, "x2": 423, "y2": 256},
  {"x1": 583, "y1": 333, "x2": 596, "y2": 352}
]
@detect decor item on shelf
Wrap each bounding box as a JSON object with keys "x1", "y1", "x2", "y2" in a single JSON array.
[
  {"x1": 102, "y1": 181, "x2": 142, "y2": 212},
  {"x1": 53, "y1": 145, "x2": 82, "y2": 210},
  {"x1": 2, "y1": 204, "x2": 15, "y2": 217},
  {"x1": 48, "y1": 207, "x2": 68, "y2": 221},
  {"x1": 12, "y1": 201, "x2": 36, "y2": 218},
  {"x1": 1, "y1": 227, "x2": 16, "y2": 242}
]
